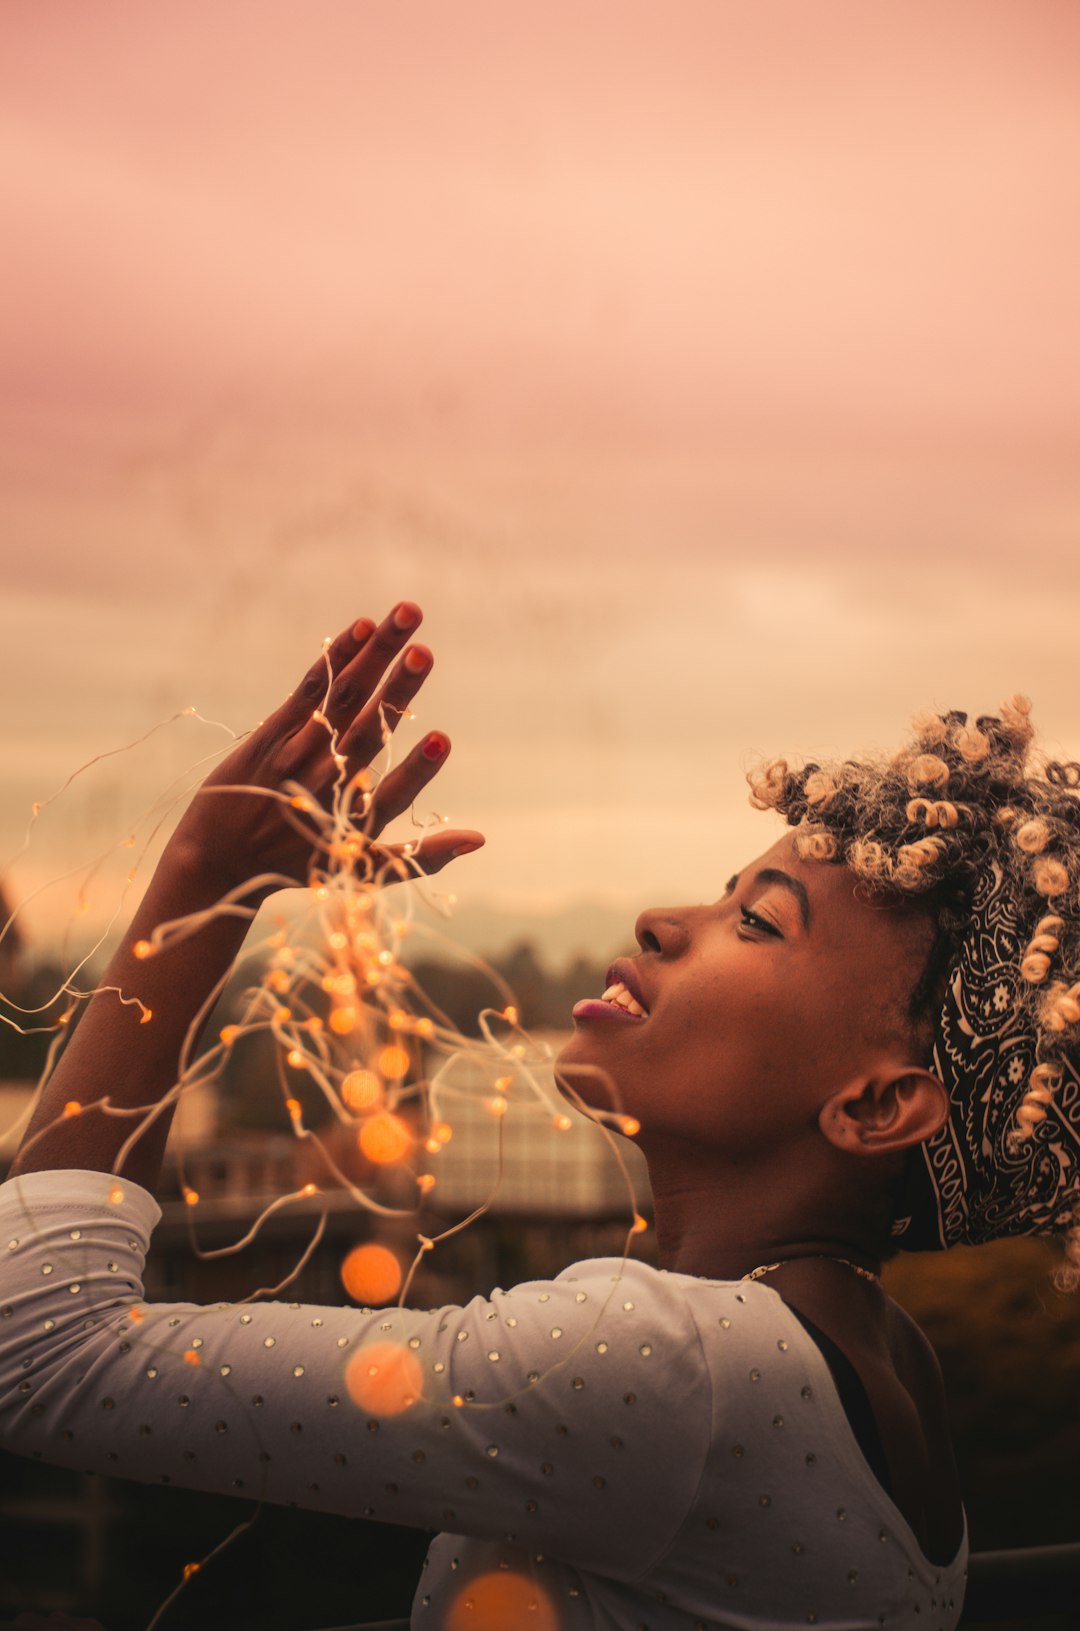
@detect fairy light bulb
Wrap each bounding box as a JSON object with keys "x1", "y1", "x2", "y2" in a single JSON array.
[
  {"x1": 446, "y1": 1573, "x2": 558, "y2": 1631},
  {"x1": 286, "y1": 1049, "x2": 305, "y2": 1068},
  {"x1": 329, "y1": 1007, "x2": 357, "y2": 1035},
  {"x1": 183, "y1": 1188, "x2": 199, "y2": 1207},
  {"x1": 358, "y1": 1112, "x2": 412, "y2": 1165},
  {"x1": 344, "y1": 1342, "x2": 421, "y2": 1416},
  {"x1": 378, "y1": 1044, "x2": 410, "y2": 1080},
  {"x1": 133, "y1": 939, "x2": 153, "y2": 960},
  {"x1": 341, "y1": 1070, "x2": 383, "y2": 1112},
  {"x1": 341, "y1": 1243, "x2": 403, "y2": 1304}
]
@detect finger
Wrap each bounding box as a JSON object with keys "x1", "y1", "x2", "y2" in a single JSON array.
[
  {"x1": 302, "y1": 601, "x2": 423, "y2": 743},
  {"x1": 336, "y1": 643, "x2": 433, "y2": 764},
  {"x1": 366, "y1": 729, "x2": 452, "y2": 834},
  {"x1": 269, "y1": 616, "x2": 378, "y2": 734},
  {"x1": 381, "y1": 828, "x2": 485, "y2": 878}
]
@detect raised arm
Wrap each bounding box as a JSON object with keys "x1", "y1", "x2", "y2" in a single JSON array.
[{"x1": 9, "y1": 601, "x2": 484, "y2": 1189}]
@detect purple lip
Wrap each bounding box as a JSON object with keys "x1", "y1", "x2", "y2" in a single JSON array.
[
  {"x1": 571, "y1": 999, "x2": 646, "y2": 1023},
  {"x1": 604, "y1": 959, "x2": 650, "y2": 1013}
]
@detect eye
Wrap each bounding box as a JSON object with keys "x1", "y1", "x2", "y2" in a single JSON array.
[{"x1": 739, "y1": 904, "x2": 783, "y2": 938}]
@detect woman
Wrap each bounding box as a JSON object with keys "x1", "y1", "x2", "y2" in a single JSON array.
[{"x1": 2, "y1": 603, "x2": 1078, "y2": 1629}]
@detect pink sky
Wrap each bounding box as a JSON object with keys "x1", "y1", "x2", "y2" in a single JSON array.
[{"x1": 2, "y1": 0, "x2": 1079, "y2": 952}]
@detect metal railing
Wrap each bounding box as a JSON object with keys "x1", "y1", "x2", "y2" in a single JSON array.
[{"x1": 961, "y1": 1541, "x2": 1080, "y2": 1621}]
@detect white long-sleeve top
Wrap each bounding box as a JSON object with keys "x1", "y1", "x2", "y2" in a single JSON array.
[{"x1": 0, "y1": 1170, "x2": 967, "y2": 1629}]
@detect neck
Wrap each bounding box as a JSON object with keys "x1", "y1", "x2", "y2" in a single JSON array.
[{"x1": 641, "y1": 1131, "x2": 889, "y2": 1283}]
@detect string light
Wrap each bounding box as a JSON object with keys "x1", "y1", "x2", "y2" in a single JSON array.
[
  {"x1": 341, "y1": 1243, "x2": 403, "y2": 1304},
  {"x1": 377, "y1": 1044, "x2": 410, "y2": 1079},
  {"x1": 358, "y1": 1112, "x2": 412, "y2": 1165},
  {"x1": 3, "y1": 673, "x2": 655, "y2": 1630},
  {"x1": 341, "y1": 1070, "x2": 383, "y2": 1112}
]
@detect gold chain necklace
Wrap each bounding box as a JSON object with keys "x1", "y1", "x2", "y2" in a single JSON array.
[{"x1": 742, "y1": 1254, "x2": 879, "y2": 1283}]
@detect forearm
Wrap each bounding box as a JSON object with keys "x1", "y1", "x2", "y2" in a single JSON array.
[{"x1": 10, "y1": 840, "x2": 252, "y2": 1188}]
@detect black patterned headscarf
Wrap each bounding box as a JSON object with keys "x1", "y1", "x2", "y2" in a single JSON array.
[{"x1": 891, "y1": 858, "x2": 1080, "y2": 1251}]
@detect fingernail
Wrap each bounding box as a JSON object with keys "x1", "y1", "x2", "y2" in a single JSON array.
[
  {"x1": 352, "y1": 618, "x2": 376, "y2": 641},
  {"x1": 393, "y1": 602, "x2": 421, "y2": 630},
  {"x1": 422, "y1": 731, "x2": 449, "y2": 760},
  {"x1": 404, "y1": 646, "x2": 430, "y2": 673}
]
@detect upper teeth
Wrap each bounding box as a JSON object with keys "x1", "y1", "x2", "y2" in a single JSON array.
[{"x1": 601, "y1": 981, "x2": 647, "y2": 1017}]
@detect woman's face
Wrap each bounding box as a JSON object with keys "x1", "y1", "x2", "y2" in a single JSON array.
[{"x1": 554, "y1": 832, "x2": 937, "y2": 1156}]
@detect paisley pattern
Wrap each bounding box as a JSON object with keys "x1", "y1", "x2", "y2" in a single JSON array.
[{"x1": 891, "y1": 861, "x2": 1080, "y2": 1250}]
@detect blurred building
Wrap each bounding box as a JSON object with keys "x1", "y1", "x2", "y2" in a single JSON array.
[{"x1": 420, "y1": 1029, "x2": 650, "y2": 1218}]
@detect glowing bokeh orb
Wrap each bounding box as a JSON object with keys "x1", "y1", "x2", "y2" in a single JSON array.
[
  {"x1": 377, "y1": 1043, "x2": 410, "y2": 1080},
  {"x1": 329, "y1": 1006, "x2": 357, "y2": 1035},
  {"x1": 358, "y1": 1111, "x2": 412, "y2": 1165},
  {"x1": 445, "y1": 1573, "x2": 559, "y2": 1631},
  {"x1": 344, "y1": 1341, "x2": 423, "y2": 1416},
  {"x1": 341, "y1": 1069, "x2": 383, "y2": 1112},
  {"x1": 340, "y1": 1242, "x2": 403, "y2": 1305}
]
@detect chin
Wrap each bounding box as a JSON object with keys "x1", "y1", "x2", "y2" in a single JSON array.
[{"x1": 552, "y1": 1033, "x2": 622, "y2": 1115}]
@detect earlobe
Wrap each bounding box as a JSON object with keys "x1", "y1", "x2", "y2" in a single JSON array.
[{"x1": 820, "y1": 1066, "x2": 950, "y2": 1156}]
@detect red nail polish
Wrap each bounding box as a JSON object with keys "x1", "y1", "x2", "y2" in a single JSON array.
[{"x1": 422, "y1": 732, "x2": 449, "y2": 760}]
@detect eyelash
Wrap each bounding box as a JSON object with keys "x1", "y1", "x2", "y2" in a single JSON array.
[{"x1": 739, "y1": 905, "x2": 782, "y2": 938}]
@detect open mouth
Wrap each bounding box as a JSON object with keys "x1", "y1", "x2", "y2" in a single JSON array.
[
  {"x1": 599, "y1": 980, "x2": 648, "y2": 1018},
  {"x1": 570, "y1": 979, "x2": 650, "y2": 1025}
]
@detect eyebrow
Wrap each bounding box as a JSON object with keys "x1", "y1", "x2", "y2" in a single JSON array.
[{"x1": 724, "y1": 868, "x2": 812, "y2": 932}]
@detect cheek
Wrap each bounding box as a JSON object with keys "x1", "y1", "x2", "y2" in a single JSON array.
[{"x1": 660, "y1": 957, "x2": 855, "y2": 1094}]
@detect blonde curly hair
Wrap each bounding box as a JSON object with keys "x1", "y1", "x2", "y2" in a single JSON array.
[{"x1": 748, "y1": 696, "x2": 1080, "y2": 1288}]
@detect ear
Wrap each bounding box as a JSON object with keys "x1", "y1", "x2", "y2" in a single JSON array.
[{"x1": 818, "y1": 1063, "x2": 950, "y2": 1156}]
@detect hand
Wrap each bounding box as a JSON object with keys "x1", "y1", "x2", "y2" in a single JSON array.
[
  {"x1": 169, "y1": 601, "x2": 484, "y2": 897},
  {"x1": 9, "y1": 601, "x2": 484, "y2": 1183}
]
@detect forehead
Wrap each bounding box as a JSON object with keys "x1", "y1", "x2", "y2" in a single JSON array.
[{"x1": 745, "y1": 832, "x2": 934, "y2": 961}]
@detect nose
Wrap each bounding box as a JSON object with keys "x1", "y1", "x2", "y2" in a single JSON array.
[{"x1": 634, "y1": 907, "x2": 692, "y2": 957}]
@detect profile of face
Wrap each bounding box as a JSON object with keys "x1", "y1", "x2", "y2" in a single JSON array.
[{"x1": 555, "y1": 833, "x2": 947, "y2": 1166}]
